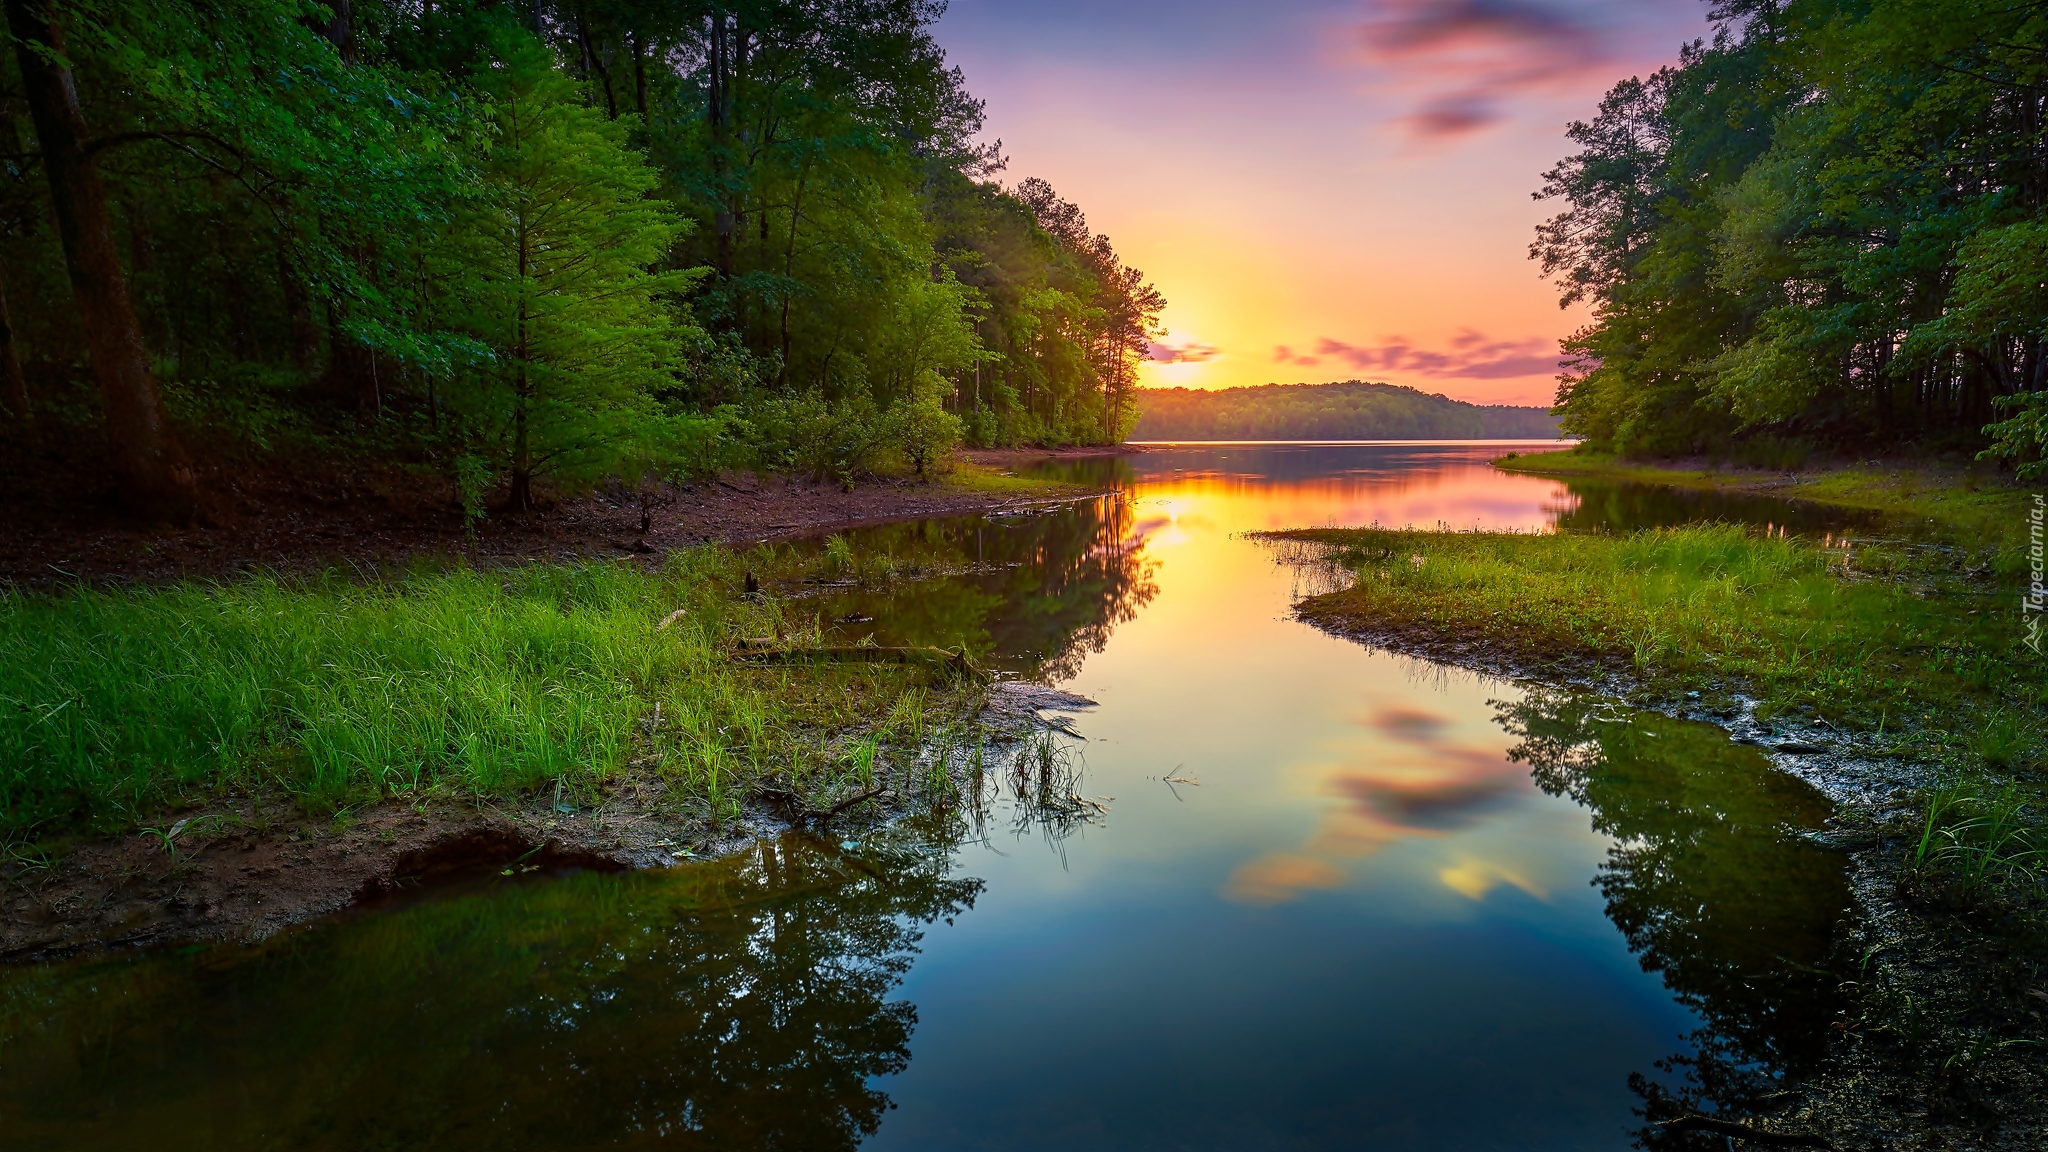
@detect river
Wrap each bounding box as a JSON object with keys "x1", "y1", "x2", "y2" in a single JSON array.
[{"x1": 0, "y1": 443, "x2": 1854, "y2": 1151}]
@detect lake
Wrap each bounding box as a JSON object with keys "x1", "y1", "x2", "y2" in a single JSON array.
[{"x1": 0, "y1": 443, "x2": 1852, "y2": 1151}]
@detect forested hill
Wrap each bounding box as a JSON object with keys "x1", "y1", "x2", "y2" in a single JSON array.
[{"x1": 1131, "y1": 383, "x2": 1562, "y2": 441}]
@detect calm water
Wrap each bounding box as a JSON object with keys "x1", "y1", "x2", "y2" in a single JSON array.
[{"x1": 0, "y1": 444, "x2": 1852, "y2": 1151}]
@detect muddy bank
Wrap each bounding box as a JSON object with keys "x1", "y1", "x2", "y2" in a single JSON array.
[
  {"x1": 0, "y1": 456, "x2": 1103, "y2": 588},
  {"x1": 962, "y1": 444, "x2": 1146, "y2": 465},
  {"x1": 0, "y1": 681, "x2": 1087, "y2": 962},
  {"x1": 1288, "y1": 601, "x2": 2048, "y2": 1152}
]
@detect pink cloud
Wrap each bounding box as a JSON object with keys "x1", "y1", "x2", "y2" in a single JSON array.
[
  {"x1": 1311, "y1": 328, "x2": 1561, "y2": 380},
  {"x1": 1272, "y1": 345, "x2": 1322, "y2": 367},
  {"x1": 1354, "y1": 0, "x2": 1621, "y2": 137},
  {"x1": 1149, "y1": 339, "x2": 1220, "y2": 364}
]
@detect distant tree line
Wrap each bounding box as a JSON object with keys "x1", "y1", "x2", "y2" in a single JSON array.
[
  {"x1": 1535, "y1": 0, "x2": 2048, "y2": 473},
  {"x1": 0, "y1": 0, "x2": 1163, "y2": 520},
  {"x1": 1131, "y1": 382, "x2": 1562, "y2": 442}
]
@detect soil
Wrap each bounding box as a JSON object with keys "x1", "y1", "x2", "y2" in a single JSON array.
[
  {"x1": 0, "y1": 449, "x2": 1114, "y2": 588},
  {"x1": 0, "y1": 681, "x2": 1079, "y2": 963}
]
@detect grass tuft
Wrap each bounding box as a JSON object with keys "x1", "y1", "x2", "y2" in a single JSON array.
[{"x1": 0, "y1": 545, "x2": 979, "y2": 840}]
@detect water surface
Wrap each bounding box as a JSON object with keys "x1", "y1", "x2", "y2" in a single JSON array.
[{"x1": 0, "y1": 443, "x2": 1852, "y2": 1151}]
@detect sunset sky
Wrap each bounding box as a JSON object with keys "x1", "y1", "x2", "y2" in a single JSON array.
[{"x1": 934, "y1": 0, "x2": 1713, "y2": 406}]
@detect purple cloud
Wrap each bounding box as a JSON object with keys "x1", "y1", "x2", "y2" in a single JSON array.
[
  {"x1": 1354, "y1": 0, "x2": 1619, "y2": 137},
  {"x1": 1150, "y1": 339, "x2": 1220, "y2": 364},
  {"x1": 1311, "y1": 329, "x2": 1561, "y2": 379}
]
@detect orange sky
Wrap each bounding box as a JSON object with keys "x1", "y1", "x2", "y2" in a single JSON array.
[{"x1": 935, "y1": 0, "x2": 1711, "y2": 406}]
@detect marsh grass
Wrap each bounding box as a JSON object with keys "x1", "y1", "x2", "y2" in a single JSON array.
[
  {"x1": 1268, "y1": 523, "x2": 2039, "y2": 737},
  {"x1": 1497, "y1": 447, "x2": 2034, "y2": 553},
  {"x1": 0, "y1": 544, "x2": 982, "y2": 840},
  {"x1": 1907, "y1": 778, "x2": 2042, "y2": 893}
]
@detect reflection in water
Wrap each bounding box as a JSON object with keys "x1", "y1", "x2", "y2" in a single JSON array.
[
  {"x1": 1553, "y1": 480, "x2": 1877, "y2": 537},
  {"x1": 0, "y1": 445, "x2": 1875, "y2": 1150},
  {"x1": 815, "y1": 496, "x2": 1158, "y2": 680},
  {"x1": 1499, "y1": 692, "x2": 1854, "y2": 1143},
  {"x1": 0, "y1": 832, "x2": 979, "y2": 1151}
]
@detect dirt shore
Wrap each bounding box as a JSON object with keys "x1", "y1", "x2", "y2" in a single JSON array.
[
  {"x1": 0, "y1": 451, "x2": 1118, "y2": 588},
  {"x1": 0, "y1": 679, "x2": 1093, "y2": 962}
]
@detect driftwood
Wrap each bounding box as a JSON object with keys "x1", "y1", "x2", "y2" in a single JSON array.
[
  {"x1": 755, "y1": 786, "x2": 890, "y2": 827},
  {"x1": 1659, "y1": 1116, "x2": 1837, "y2": 1150},
  {"x1": 730, "y1": 640, "x2": 978, "y2": 678}
]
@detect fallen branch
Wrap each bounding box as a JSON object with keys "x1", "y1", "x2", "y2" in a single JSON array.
[
  {"x1": 1659, "y1": 1115, "x2": 1837, "y2": 1150},
  {"x1": 731, "y1": 641, "x2": 978, "y2": 678},
  {"x1": 755, "y1": 786, "x2": 890, "y2": 827}
]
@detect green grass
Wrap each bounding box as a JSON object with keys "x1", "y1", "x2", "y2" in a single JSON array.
[
  {"x1": 936, "y1": 458, "x2": 1093, "y2": 497},
  {"x1": 1496, "y1": 445, "x2": 2035, "y2": 548},
  {"x1": 1266, "y1": 523, "x2": 2040, "y2": 745},
  {"x1": 0, "y1": 546, "x2": 979, "y2": 840}
]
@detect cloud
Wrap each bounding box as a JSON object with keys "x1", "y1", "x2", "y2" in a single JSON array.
[
  {"x1": 1223, "y1": 853, "x2": 1348, "y2": 905},
  {"x1": 1311, "y1": 328, "x2": 1562, "y2": 380},
  {"x1": 1272, "y1": 345, "x2": 1322, "y2": 367},
  {"x1": 1149, "y1": 339, "x2": 1220, "y2": 363},
  {"x1": 1353, "y1": 0, "x2": 1620, "y2": 137}
]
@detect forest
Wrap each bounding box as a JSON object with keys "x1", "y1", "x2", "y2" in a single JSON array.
[
  {"x1": 1131, "y1": 381, "x2": 1561, "y2": 442},
  {"x1": 1534, "y1": 0, "x2": 2048, "y2": 471},
  {"x1": 0, "y1": 0, "x2": 1163, "y2": 522}
]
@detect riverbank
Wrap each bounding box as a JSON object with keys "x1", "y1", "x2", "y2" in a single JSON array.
[
  {"x1": 0, "y1": 527, "x2": 1090, "y2": 960},
  {"x1": 1260, "y1": 520, "x2": 2047, "y2": 1149},
  {"x1": 0, "y1": 451, "x2": 1102, "y2": 589},
  {"x1": 1496, "y1": 445, "x2": 2035, "y2": 546}
]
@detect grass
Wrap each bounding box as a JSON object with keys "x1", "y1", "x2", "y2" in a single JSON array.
[
  {"x1": 1496, "y1": 445, "x2": 2036, "y2": 548},
  {"x1": 1270, "y1": 516, "x2": 2048, "y2": 1131},
  {"x1": 1264, "y1": 522, "x2": 2041, "y2": 744},
  {"x1": 936, "y1": 457, "x2": 1093, "y2": 497},
  {"x1": 0, "y1": 544, "x2": 983, "y2": 842}
]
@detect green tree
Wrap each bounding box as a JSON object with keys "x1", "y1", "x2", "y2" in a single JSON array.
[{"x1": 440, "y1": 30, "x2": 694, "y2": 510}]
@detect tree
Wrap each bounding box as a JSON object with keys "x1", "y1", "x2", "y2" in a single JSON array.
[
  {"x1": 440, "y1": 30, "x2": 693, "y2": 510},
  {"x1": 5, "y1": 0, "x2": 195, "y2": 518}
]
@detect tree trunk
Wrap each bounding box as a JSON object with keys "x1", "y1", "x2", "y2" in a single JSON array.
[
  {"x1": 631, "y1": 33, "x2": 648, "y2": 117},
  {"x1": 278, "y1": 246, "x2": 319, "y2": 369},
  {"x1": 0, "y1": 263, "x2": 31, "y2": 430},
  {"x1": 708, "y1": 13, "x2": 733, "y2": 277},
  {"x1": 511, "y1": 220, "x2": 534, "y2": 511},
  {"x1": 7, "y1": 0, "x2": 196, "y2": 519},
  {"x1": 316, "y1": 0, "x2": 354, "y2": 62}
]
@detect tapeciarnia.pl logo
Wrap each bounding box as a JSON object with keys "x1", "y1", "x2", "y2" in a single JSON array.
[{"x1": 2026, "y1": 494, "x2": 2044, "y2": 656}]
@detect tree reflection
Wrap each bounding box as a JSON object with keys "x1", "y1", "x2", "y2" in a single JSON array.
[
  {"x1": 823, "y1": 496, "x2": 1159, "y2": 681},
  {"x1": 1551, "y1": 479, "x2": 1873, "y2": 537},
  {"x1": 0, "y1": 833, "x2": 981, "y2": 1151},
  {"x1": 1497, "y1": 691, "x2": 1854, "y2": 1147}
]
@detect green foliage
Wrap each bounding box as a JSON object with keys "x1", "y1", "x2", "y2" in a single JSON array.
[
  {"x1": 1270, "y1": 522, "x2": 2038, "y2": 735},
  {"x1": 1132, "y1": 381, "x2": 1560, "y2": 440},
  {"x1": 1536, "y1": 0, "x2": 2048, "y2": 459},
  {"x1": 0, "y1": 548, "x2": 969, "y2": 836},
  {"x1": 434, "y1": 29, "x2": 694, "y2": 503},
  {"x1": 0, "y1": 0, "x2": 1158, "y2": 505},
  {"x1": 894, "y1": 371, "x2": 964, "y2": 477}
]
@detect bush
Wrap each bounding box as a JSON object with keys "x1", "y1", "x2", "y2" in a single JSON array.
[{"x1": 894, "y1": 372, "x2": 964, "y2": 478}]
